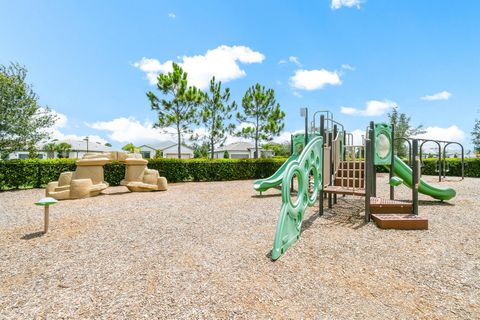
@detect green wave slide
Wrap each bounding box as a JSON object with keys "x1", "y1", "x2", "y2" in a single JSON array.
[
  {"x1": 254, "y1": 155, "x2": 298, "y2": 192},
  {"x1": 391, "y1": 155, "x2": 456, "y2": 201}
]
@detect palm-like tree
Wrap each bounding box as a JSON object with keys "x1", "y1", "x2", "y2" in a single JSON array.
[
  {"x1": 56, "y1": 142, "x2": 72, "y2": 158},
  {"x1": 43, "y1": 142, "x2": 57, "y2": 159}
]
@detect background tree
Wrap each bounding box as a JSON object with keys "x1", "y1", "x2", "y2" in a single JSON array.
[
  {"x1": 236, "y1": 83, "x2": 285, "y2": 158},
  {"x1": 56, "y1": 142, "x2": 72, "y2": 158},
  {"x1": 387, "y1": 107, "x2": 425, "y2": 158},
  {"x1": 223, "y1": 151, "x2": 230, "y2": 159},
  {"x1": 472, "y1": 119, "x2": 480, "y2": 153},
  {"x1": 262, "y1": 142, "x2": 291, "y2": 157},
  {"x1": 122, "y1": 143, "x2": 138, "y2": 153},
  {"x1": 147, "y1": 63, "x2": 204, "y2": 159},
  {"x1": 0, "y1": 62, "x2": 57, "y2": 158},
  {"x1": 191, "y1": 141, "x2": 209, "y2": 158},
  {"x1": 104, "y1": 142, "x2": 112, "y2": 147},
  {"x1": 43, "y1": 142, "x2": 58, "y2": 159},
  {"x1": 195, "y1": 77, "x2": 237, "y2": 158}
]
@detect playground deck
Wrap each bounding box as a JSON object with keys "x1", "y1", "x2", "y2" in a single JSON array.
[{"x1": 0, "y1": 174, "x2": 479, "y2": 319}]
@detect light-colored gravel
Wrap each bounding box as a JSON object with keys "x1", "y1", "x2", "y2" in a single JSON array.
[{"x1": 0, "y1": 174, "x2": 479, "y2": 319}]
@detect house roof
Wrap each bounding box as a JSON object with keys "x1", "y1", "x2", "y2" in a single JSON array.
[
  {"x1": 41, "y1": 139, "x2": 117, "y2": 152},
  {"x1": 215, "y1": 142, "x2": 264, "y2": 152},
  {"x1": 141, "y1": 141, "x2": 193, "y2": 151}
]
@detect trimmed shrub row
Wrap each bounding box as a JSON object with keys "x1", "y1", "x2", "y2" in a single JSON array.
[
  {"x1": 0, "y1": 157, "x2": 477, "y2": 191},
  {"x1": 376, "y1": 158, "x2": 478, "y2": 177},
  {"x1": 0, "y1": 158, "x2": 287, "y2": 190}
]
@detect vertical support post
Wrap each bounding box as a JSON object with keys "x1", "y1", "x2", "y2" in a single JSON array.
[
  {"x1": 389, "y1": 125, "x2": 395, "y2": 200},
  {"x1": 328, "y1": 129, "x2": 333, "y2": 209},
  {"x1": 369, "y1": 122, "x2": 376, "y2": 197},
  {"x1": 319, "y1": 115, "x2": 325, "y2": 216},
  {"x1": 412, "y1": 139, "x2": 419, "y2": 215},
  {"x1": 44, "y1": 205, "x2": 50, "y2": 233},
  {"x1": 364, "y1": 138, "x2": 371, "y2": 223},
  {"x1": 461, "y1": 147, "x2": 465, "y2": 180},
  {"x1": 305, "y1": 108, "x2": 309, "y2": 145},
  {"x1": 290, "y1": 134, "x2": 294, "y2": 192},
  {"x1": 438, "y1": 145, "x2": 442, "y2": 182},
  {"x1": 333, "y1": 124, "x2": 338, "y2": 205}
]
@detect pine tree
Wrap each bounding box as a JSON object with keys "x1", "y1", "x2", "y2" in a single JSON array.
[
  {"x1": 236, "y1": 83, "x2": 285, "y2": 158},
  {"x1": 472, "y1": 119, "x2": 480, "y2": 153},
  {"x1": 147, "y1": 63, "x2": 204, "y2": 159},
  {"x1": 197, "y1": 77, "x2": 237, "y2": 158}
]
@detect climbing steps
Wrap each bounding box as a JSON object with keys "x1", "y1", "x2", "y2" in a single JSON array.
[
  {"x1": 323, "y1": 159, "x2": 428, "y2": 230},
  {"x1": 324, "y1": 161, "x2": 366, "y2": 196},
  {"x1": 371, "y1": 214, "x2": 428, "y2": 230},
  {"x1": 370, "y1": 197, "x2": 412, "y2": 214},
  {"x1": 370, "y1": 197, "x2": 428, "y2": 230}
]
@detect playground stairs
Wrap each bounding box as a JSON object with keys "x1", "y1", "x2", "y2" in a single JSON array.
[
  {"x1": 370, "y1": 197, "x2": 428, "y2": 230},
  {"x1": 323, "y1": 159, "x2": 428, "y2": 230},
  {"x1": 324, "y1": 161, "x2": 366, "y2": 196}
]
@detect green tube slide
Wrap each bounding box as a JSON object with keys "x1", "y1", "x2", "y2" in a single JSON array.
[
  {"x1": 254, "y1": 155, "x2": 298, "y2": 192},
  {"x1": 390, "y1": 155, "x2": 456, "y2": 201}
]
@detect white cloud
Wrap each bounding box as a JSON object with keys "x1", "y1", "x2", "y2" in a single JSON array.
[
  {"x1": 288, "y1": 56, "x2": 302, "y2": 67},
  {"x1": 278, "y1": 59, "x2": 287, "y2": 64},
  {"x1": 168, "y1": 12, "x2": 176, "y2": 19},
  {"x1": 39, "y1": 109, "x2": 108, "y2": 145},
  {"x1": 420, "y1": 90, "x2": 452, "y2": 101},
  {"x1": 350, "y1": 129, "x2": 365, "y2": 145},
  {"x1": 341, "y1": 64, "x2": 355, "y2": 71},
  {"x1": 88, "y1": 117, "x2": 176, "y2": 145},
  {"x1": 134, "y1": 45, "x2": 265, "y2": 89},
  {"x1": 340, "y1": 100, "x2": 397, "y2": 116},
  {"x1": 414, "y1": 125, "x2": 465, "y2": 142},
  {"x1": 331, "y1": 0, "x2": 363, "y2": 10},
  {"x1": 289, "y1": 69, "x2": 342, "y2": 90}
]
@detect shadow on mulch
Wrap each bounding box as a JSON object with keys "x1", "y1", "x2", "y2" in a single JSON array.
[
  {"x1": 251, "y1": 193, "x2": 281, "y2": 199},
  {"x1": 419, "y1": 200, "x2": 454, "y2": 206},
  {"x1": 318, "y1": 197, "x2": 367, "y2": 230},
  {"x1": 21, "y1": 231, "x2": 45, "y2": 240}
]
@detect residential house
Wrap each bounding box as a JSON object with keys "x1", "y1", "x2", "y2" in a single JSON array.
[
  {"x1": 212, "y1": 142, "x2": 274, "y2": 159},
  {"x1": 7, "y1": 139, "x2": 117, "y2": 160},
  {"x1": 139, "y1": 141, "x2": 194, "y2": 159}
]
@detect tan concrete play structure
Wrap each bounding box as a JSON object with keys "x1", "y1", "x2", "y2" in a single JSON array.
[{"x1": 46, "y1": 151, "x2": 167, "y2": 200}]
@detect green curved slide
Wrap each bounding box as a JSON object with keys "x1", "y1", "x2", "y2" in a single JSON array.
[
  {"x1": 391, "y1": 155, "x2": 456, "y2": 201},
  {"x1": 254, "y1": 155, "x2": 298, "y2": 192}
]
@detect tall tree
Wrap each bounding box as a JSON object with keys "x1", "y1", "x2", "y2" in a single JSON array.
[
  {"x1": 387, "y1": 107, "x2": 425, "y2": 158},
  {"x1": 147, "y1": 63, "x2": 204, "y2": 159},
  {"x1": 197, "y1": 77, "x2": 237, "y2": 158},
  {"x1": 0, "y1": 62, "x2": 57, "y2": 158},
  {"x1": 472, "y1": 119, "x2": 480, "y2": 153},
  {"x1": 236, "y1": 83, "x2": 285, "y2": 158}
]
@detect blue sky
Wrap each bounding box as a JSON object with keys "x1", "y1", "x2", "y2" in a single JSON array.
[{"x1": 1, "y1": 0, "x2": 479, "y2": 152}]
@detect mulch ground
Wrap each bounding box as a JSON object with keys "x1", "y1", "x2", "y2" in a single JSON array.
[{"x1": 1, "y1": 174, "x2": 479, "y2": 319}]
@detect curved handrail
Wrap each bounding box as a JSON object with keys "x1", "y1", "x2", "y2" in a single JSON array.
[{"x1": 271, "y1": 136, "x2": 323, "y2": 260}]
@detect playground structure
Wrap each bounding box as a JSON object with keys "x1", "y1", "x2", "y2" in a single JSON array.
[
  {"x1": 46, "y1": 151, "x2": 168, "y2": 200},
  {"x1": 254, "y1": 109, "x2": 460, "y2": 260}
]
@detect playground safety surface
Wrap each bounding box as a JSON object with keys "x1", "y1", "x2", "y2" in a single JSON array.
[{"x1": 0, "y1": 174, "x2": 479, "y2": 319}]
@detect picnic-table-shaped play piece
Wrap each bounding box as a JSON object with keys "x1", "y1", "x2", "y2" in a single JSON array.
[{"x1": 46, "y1": 151, "x2": 168, "y2": 200}]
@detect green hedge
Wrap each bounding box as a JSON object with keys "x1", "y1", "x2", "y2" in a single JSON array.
[
  {"x1": 0, "y1": 158, "x2": 287, "y2": 190},
  {"x1": 376, "y1": 158, "x2": 478, "y2": 177},
  {"x1": 1, "y1": 157, "x2": 477, "y2": 191}
]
